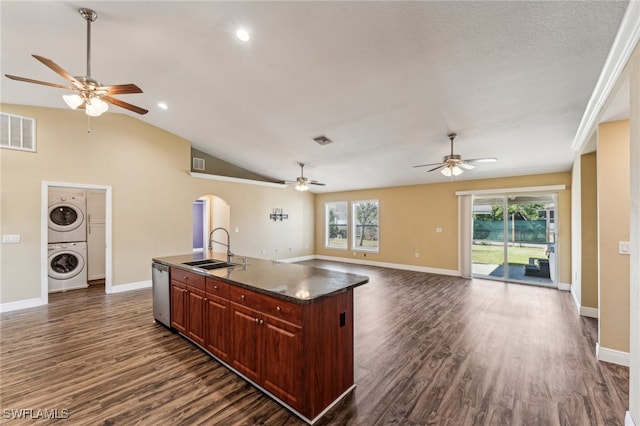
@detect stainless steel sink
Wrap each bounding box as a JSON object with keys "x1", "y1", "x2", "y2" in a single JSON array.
[
  {"x1": 195, "y1": 262, "x2": 236, "y2": 270},
  {"x1": 182, "y1": 260, "x2": 218, "y2": 266}
]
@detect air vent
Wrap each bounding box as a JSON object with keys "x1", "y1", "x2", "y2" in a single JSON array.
[
  {"x1": 192, "y1": 157, "x2": 205, "y2": 171},
  {"x1": 0, "y1": 112, "x2": 36, "y2": 152},
  {"x1": 312, "y1": 135, "x2": 333, "y2": 146}
]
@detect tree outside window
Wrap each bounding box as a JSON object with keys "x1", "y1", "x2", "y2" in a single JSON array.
[
  {"x1": 352, "y1": 200, "x2": 379, "y2": 252},
  {"x1": 325, "y1": 201, "x2": 348, "y2": 249}
]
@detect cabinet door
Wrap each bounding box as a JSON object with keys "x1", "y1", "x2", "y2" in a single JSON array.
[
  {"x1": 186, "y1": 287, "x2": 206, "y2": 347},
  {"x1": 205, "y1": 294, "x2": 230, "y2": 362},
  {"x1": 170, "y1": 282, "x2": 187, "y2": 333},
  {"x1": 230, "y1": 303, "x2": 261, "y2": 382},
  {"x1": 262, "y1": 316, "x2": 303, "y2": 409}
]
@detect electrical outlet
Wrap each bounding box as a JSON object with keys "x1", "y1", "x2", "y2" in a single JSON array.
[
  {"x1": 261, "y1": 249, "x2": 266, "y2": 255},
  {"x1": 2, "y1": 234, "x2": 20, "y2": 243},
  {"x1": 415, "y1": 252, "x2": 419, "y2": 258}
]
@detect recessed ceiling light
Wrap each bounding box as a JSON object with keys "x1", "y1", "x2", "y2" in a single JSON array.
[
  {"x1": 158, "y1": 102, "x2": 168, "y2": 110},
  {"x1": 236, "y1": 28, "x2": 250, "y2": 42}
]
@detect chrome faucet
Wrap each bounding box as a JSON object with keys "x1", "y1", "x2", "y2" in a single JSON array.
[{"x1": 209, "y1": 227, "x2": 233, "y2": 262}]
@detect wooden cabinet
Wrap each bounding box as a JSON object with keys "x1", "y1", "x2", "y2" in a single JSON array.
[
  {"x1": 229, "y1": 286, "x2": 303, "y2": 409},
  {"x1": 170, "y1": 281, "x2": 187, "y2": 333},
  {"x1": 262, "y1": 313, "x2": 302, "y2": 408},
  {"x1": 186, "y1": 287, "x2": 206, "y2": 347},
  {"x1": 230, "y1": 303, "x2": 262, "y2": 382},
  {"x1": 204, "y1": 278, "x2": 230, "y2": 362},
  {"x1": 169, "y1": 266, "x2": 355, "y2": 422},
  {"x1": 170, "y1": 268, "x2": 206, "y2": 343}
]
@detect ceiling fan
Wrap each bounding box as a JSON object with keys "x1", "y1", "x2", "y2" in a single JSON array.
[
  {"x1": 284, "y1": 163, "x2": 326, "y2": 191},
  {"x1": 413, "y1": 133, "x2": 497, "y2": 177},
  {"x1": 4, "y1": 8, "x2": 147, "y2": 116}
]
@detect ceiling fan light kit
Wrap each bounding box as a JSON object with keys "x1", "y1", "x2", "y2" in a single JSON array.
[
  {"x1": 413, "y1": 133, "x2": 497, "y2": 179},
  {"x1": 441, "y1": 165, "x2": 463, "y2": 177},
  {"x1": 283, "y1": 162, "x2": 326, "y2": 192},
  {"x1": 4, "y1": 7, "x2": 147, "y2": 118},
  {"x1": 295, "y1": 181, "x2": 310, "y2": 192}
]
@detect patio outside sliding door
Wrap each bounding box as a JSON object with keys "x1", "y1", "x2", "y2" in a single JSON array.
[{"x1": 471, "y1": 193, "x2": 557, "y2": 287}]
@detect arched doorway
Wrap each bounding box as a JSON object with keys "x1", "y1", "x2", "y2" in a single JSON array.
[{"x1": 192, "y1": 195, "x2": 230, "y2": 253}]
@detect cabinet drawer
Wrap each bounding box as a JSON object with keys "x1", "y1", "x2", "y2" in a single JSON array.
[
  {"x1": 206, "y1": 278, "x2": 230, "y2": 299},
  {"x1": 261, "y1": 294, "x2": 302, "y2": 326},
  {"x1": 170, "y1": 267, "x2": 205, "y2": 290},
  {"x1": 229, "y1": 286, "x2": 264, "y2": 310}
]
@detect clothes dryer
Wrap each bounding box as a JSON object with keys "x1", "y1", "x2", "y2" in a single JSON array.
[
  {"x1": 48, "y1": 242, "x2": 88, "y2": 292},
  {"x1": 48, "y1": 187, "x2": 87, "y2": 243}
]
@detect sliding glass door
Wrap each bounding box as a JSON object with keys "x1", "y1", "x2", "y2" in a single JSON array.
[{"x1": 471, "y1": 193, "x2": 556, "y2": 286}]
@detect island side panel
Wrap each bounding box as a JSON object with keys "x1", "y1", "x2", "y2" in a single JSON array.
[{"x1": 304, "y1": 289, "x2": 354, "y2": 419}]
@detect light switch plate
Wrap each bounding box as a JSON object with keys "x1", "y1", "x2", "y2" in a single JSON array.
[{"x1": 619, "y1": 241, "x2": 630, "y2": 255}]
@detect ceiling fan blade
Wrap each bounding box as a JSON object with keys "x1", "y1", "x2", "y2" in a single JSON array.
[
  {"x1": 98, "y1": 83, "x2": 143, "y2": 95},
  {"x1": 309, "y1": 181, "x2": 326, "y2": 186},
  {"x1": 413, "y1": 162, "x2": 445, "y2": 168},
  {"x1": 427, "y1": 164, "x2": 446, "y2": 172},
  {"x1": 102, "y1": 95, "x2": 148, "y2": 115},
  {"x1": 458, "y1": 162, "x2": 475, "y2": 170},
  {"x1": 32, "y1": 55, "x2": 83, "y2": 89},
  {"x1": 466, "y1": 157, "x2": 498, "y2": 163},
  {"x1": 4, "y1": 74, "x2": 74, "y2": 90}
]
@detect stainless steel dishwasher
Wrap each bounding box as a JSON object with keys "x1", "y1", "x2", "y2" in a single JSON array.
[{"x1": 152, "y1": 262, "x2": 170, "y2": 327}]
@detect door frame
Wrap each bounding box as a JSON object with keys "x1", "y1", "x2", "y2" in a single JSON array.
[
  {"x1": 457, "y1": 185, "x2": 565, "y2": 287},
  {"x1": 41, "y1": 181, "x2": 112, "y2": 302}
]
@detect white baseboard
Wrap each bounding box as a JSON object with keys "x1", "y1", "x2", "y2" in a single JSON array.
[
  {"x1": 570, "y1": 284, "x2": 581, "y2": 314},
  {"x1": 596, "y1": 342, "x2": 631, "y2": 367},
  {"x1": 0, "y1": 297, "x2": 46, "y2": 313},
  {"x1": 580, "y1": 306, "x2": 599, "y2": 318},
  {"x1": 280, "y1": 255, "x2": 316, "y2": 263},
  {"x1": 107, "y1": 280, "x2": 151, "y2": 294},
  {"x1": 626, "y1": 411, "x2": 636, "y2": 426},
  {"x1": 314, "y1": 255, "x2": 460, "y2": 276},
  {"x1": 557, "y1": 282, "x2": 571, "y2": 291}
]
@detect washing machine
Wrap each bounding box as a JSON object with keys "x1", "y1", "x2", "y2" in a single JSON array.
[
  {"x1": 48, "y1": 242, "x2": 88, "y2": 293},
  {"x1": 48, "y1": 187, "x2": 87, "y2": 243}
]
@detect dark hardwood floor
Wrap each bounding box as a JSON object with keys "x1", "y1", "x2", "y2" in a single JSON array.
[{"x1": 0, "y1": 261, "x2": 628, "y2": 425}]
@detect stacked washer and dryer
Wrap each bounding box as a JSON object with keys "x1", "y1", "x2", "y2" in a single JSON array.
[{"x1": 48, "y1": 187, "x2": 88, "y2": 292}]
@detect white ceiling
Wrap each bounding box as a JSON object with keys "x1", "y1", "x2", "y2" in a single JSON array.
[{"x1": 0, "y1": 1, "x2": 630, "y2": 193}]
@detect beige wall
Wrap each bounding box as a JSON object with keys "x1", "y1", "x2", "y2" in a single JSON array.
[
  {"x1": 597, "y1": 120, "x2": 630, "y2": 352},
  {"x1": 315, "y1": 172, "x2": 572, "y2": 283},
  {"x1": 0, "y1": 104, "x2": 314, "y2": 304},
  {"x1": 580, "y1": 152, "x2": 598, "y2": 309}
]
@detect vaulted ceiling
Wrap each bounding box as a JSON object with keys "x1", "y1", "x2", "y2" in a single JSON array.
[{"x1": 0, "y1": 1, "x2": 630, "y2": 192}]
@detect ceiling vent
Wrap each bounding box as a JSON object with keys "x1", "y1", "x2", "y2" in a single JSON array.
[
  {"x1": 312, "y1": 135, "x2": 333, "y2": 146},
  {"x1": 192, "y1": 157, "x2": 205, "y2": 171},
  {"x1": 0, "y1": 112, "x2": 36, "y2": 152}
]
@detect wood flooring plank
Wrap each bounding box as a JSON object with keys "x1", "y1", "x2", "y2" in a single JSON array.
[{"x1": 0, "y1": 261, "x2": 629, "y2": 425}]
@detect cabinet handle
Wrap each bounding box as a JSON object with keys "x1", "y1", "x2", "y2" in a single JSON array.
[
  {"x1": 214, "y1": 285, "x2": 218, "y2": 289},
  {"x1": 255, "y1": 318, "x2": 259, "y2": 323},
  {"x1": 276, "y1": 306, "x2": 281, "y2": 311},
  {"x1": 259, "y1": 319, "x2": 264, "y2": 325},
  {"x1": 183, "y1": 276, "x2": 188, "y2": 280},
  {"x1": 241, "y1": 294, "x2": 245, "y2": 299},
  {"x1": 204, "y1": 298, "x2": 208, "y2": 302}
]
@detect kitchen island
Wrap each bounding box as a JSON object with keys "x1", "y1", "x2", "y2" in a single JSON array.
[{"x1": 152, "y1": 252, "x2": 369, "y2": 424}]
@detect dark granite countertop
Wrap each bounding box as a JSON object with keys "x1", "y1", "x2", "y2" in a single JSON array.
[{"x1": 152, "y1": 252, "x2": 369, "y2": 304}]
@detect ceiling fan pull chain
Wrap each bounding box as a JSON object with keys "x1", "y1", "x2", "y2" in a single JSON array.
[{"x1": 87, "y1": 115, "x2": 91, "y2": 134}]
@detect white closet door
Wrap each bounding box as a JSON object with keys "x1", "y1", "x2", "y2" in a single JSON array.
[{"x1": 87, "y1": 189, "x2": 106, "y2": 280}]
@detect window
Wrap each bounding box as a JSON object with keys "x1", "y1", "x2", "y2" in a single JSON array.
[
  {"x1": 0, "y1": 112, "x2": 36, "y2": 152},
  {"x1": 325, "y1": 201, "x2": 348, "y2": 249},
  {"x1": 352, "y1": 200, "x2": 379, "y2": 252}
]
